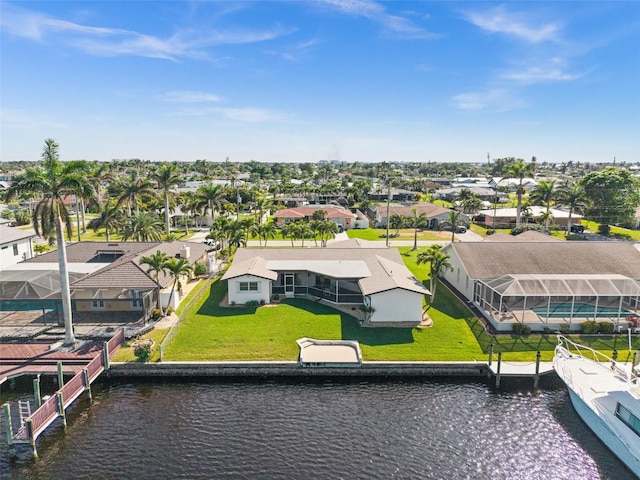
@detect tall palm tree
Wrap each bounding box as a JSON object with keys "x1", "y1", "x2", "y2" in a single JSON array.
[
  {"x1": 112, "y1": 171, "x2": 156, "y2": 216},
  {"x1": 557, "y1": 182, "x2": 590, "y2": 237},
  {"x1": 440, "y1": 210, "x2": 465, "y2": 243},
  {"x1": 122, "y1": 212, "x2": 164, "y2": 242},
  {"x1": 164, "y1": 257, "x2": 193, "y2": 310},
  {"x1": 417, "y1": 244, "x2": 453, "y2": 304},
  {"x1": 152, "y1": 163, "x2": 183, "y2": 235},
  {"x1": 139, "y1": 250, "x2": 170, "y2": 316},
  {"x1": 389, "y1": 213, "x2": 404, "y2": 237},
  {"x1": 87, "y1": 202, "x2": 123, "y2": 242},
  {"x1": 319, "y1": 220, "x2": 339, "y2": 247},
  {"x1": 197, "y1": 183, "x2": 227, "y2": 225},
  {"x1": 503, "y1": 159, "x2": 535, "y2": 228},
  {"x1": 5, "y1": 139, "x2": 94, "y2": 346},
  {"x1": 406, "y1": 208, "x2": 428, "y2": 251},
  {"x1": 529, "y1": 179, "x2": 557, "y2": 233}
]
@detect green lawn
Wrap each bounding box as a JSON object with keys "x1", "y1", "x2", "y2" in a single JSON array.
[
  {"x1": 138, "y1": 242, "x2": 640, "y2": 363},
  {"x1": 162, "y1": 279, "x2": 485, "y2": 361},
  {"x1": 347, "y1": 228, "x2": 452, "y2": 242}
]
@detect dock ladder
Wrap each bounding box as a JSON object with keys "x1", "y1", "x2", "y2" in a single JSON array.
[{"x1": 18, "y1": 400, "x2": 32, "y2": 427}]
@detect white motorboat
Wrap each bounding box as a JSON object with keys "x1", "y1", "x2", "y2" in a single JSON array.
[{"x1": 553, "y1": 335, "x2": 640, "y2": 478}]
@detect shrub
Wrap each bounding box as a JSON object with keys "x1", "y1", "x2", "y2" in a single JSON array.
[
  {"x1": 559, "y1": 324, "x2": 571, "y2": 334},
  {"x1": 151, "y1": 309, "x2": 162, "y2": 320},
  {"x1": 486, "y1": 229, "x2": 495, "y2": 235},
  {"x1": 132, "y1": 339, "x2": 154, "y2": 362},
  {"x1": 599, "y1": 322, "x2": 614, "y2": 334},
  {"x1": 597, "y1": 224, "x2": 610, "y2": 236},
  {"x1": 193, "y1": 262, "x2": 207, "y2": 277},
  {"x1": 543, "y1": 327, "x2": 552, "y2": 334},
  {"x1": 272, "y1": 293, "x2": 280, "y2": 301},
  {"x1": 512, "y1": 323, "x2": 531, "y2": 335},
  {"x1": 245, "y1": 300, "x2": 259, "y2": 307},
  {"x1": 581, "y1": 320, "x2": 599, "y2": 334},
  {"x1": 166, "y1": 306, "x2": 175, "y2": 315}
]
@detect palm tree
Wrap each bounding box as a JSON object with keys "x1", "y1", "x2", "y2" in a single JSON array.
[
  {"x1": 389, "y1": 213, "x2": 404, "y2": 237},
  {"x1": 503, "y1": 159, "x2": 535, "y2": 228},
  {"x1": 152, "y1": 163, "x2": 183, "y2": 235},
  {"x1": 529, "y1": 180, "x2": 557, "y2": 233},
  {"x1": 406, "y1": 208, "x2": 428, "y2": 251},
  {"x1": 122, "y1": 212, "x2": 164, "y2": 242},
  {"x1": 197, "y1": 183, "x2": 227, "y2": 224},
  {"x1": 87, "y1": 203, "x2": 123, "y2": 242},
  {"x1": 113, "y1": 171, "x2": 156, "y2": 216},
  {"x1": 139, "y1": 250, "x2": 170, "y2": 316},
  {"x1": 417, "y1": 244, "x2": 453, "y2": 304},
  {"x1": 319, "y1": 220, "x2": 339, "y2": 247},
  {"x1": 254, "y1": 221, "x2": 277, "y2": 247},
  {"x1": 5, "y1": 139, "x2": 95, "y2": 346},
  {"x1": 281, "y1": 223, "x2": 297, "y2": 247},
  {"x1": 164, "y1": 257, "x2": 193, "y2": 310},
  {"x1": 254, "y1": 196, "x2": 273, "y2": 224},
  {"x1": 440, "y1": 210, "x2": 465, "y2": 243},
  {"x1": 557, "y1": 182, "x2": 590, "y2": 237}
]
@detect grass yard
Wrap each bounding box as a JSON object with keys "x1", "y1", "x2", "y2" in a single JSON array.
[
  {"x1": 161, "y1": 279, "x2": 485, "y2": 361},
  {"x1": 347, "y1": 228, "x2": 452, "y2": 242}
]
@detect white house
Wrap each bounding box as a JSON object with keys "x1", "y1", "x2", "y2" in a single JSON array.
[
  {"x1": 221, "y1": 240, "x2": 430, "y2": 325},
  {"x1": 0, "y1": 224, "x2": 35, "y2": 269}
]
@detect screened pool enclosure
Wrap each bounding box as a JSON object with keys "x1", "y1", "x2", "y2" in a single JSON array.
[{"x1": 474, "y1": 274, "x2": 640, "y2": 323}]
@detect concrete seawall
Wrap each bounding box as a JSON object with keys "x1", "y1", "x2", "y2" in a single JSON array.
[{"x1": 108, "y1": 361, "x2": 489, "y2": 378}]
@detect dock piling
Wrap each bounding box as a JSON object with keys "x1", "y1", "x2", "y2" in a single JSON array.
[
  {"x1": 57, "y1": 392, "x2": 67, "y2": 429},
  {"x1": 534, "y1": 351, "x2": 541, "y2": 389},
  {"x1": 33, "y1": 375, "x2": 42, "y2": 409},
  {"x1": 57, "y1": 362, "x2": 64, "y2": 388},
  {"x1": 83, "y1": 369, "x2": 92, "y2": 403},
  {"x1": 495, "y1": 352, "x2": 502, "y2": 390},
  {"x1": 3, "y1": 404, "x2": 13, "y2": 446}
]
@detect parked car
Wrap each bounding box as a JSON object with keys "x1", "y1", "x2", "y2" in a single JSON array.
[
  {"x1": 570, "y1": 224, "x2": 585, "y2": 233},
  {"x1": 442, "y1": 225, "x2": 467, "y2": 233},
  {"x1": 202, "y1": 239, "x2": 221, "y2": 249}
]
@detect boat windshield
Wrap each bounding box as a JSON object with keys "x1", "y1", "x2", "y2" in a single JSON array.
[{"x1": 616, "y1": 403, "x2": 640, "y2": 438}]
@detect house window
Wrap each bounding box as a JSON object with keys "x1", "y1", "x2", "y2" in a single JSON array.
[
  {"x1": 239, "y1": 281, "x2": 259, "y2": 292},
  {"x1": 13, "y1": 244, "x2": 18, "y2": 256},
  {"x1": 92, "y1": 300, "x2": 105, "y2": 310}
]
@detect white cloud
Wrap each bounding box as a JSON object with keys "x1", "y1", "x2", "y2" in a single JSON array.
[
  {"x1": 452, "y1": 89, "x2": 525, "y2": 111},
  {"x1": 463, "y1": 6, "x2": 561, "y2": 43},
  {"x1": 501, "y1": 57, "x2": 588, "y2": 84},
  {"x1": 214, "y1": 107, "x2": 284, "y2": 123},
  {"x1": 156, "y1": 91, "x2": 224, "y2": 103},
  {"x1": 318, "y1": 0, "x2": 437, "y2": 39},
  {"x1": 0, "y1": 3, "x2": 291, "y2": 60},
  {"x1": 0, "y1": 109, "x2": 66, "y2": 129}
]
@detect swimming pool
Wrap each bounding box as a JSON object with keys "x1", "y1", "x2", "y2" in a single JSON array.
[{"x1": 531, "y1": 302, "x2": 632, "y2": 318}]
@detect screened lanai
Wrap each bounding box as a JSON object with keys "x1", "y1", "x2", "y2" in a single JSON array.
[{"x1": 474, "y1": 273, "x2": 640, "y2": 324}]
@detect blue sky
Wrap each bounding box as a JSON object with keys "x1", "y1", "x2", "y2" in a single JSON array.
[{"x1": 1, "y1": 1, "x2": 638, "y2": 164}]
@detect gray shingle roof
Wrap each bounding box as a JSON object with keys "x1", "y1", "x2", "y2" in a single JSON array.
[
  {"x1": 0, "y1": 225, "x2": 36, "y2": 244},
  {"x1": 484, "y1": 231, "x2": 561, "y2": 242},
  {"x1": 446, "y1": 241, "x2": 640, "y2": 280},
  {"x1": 223, "y1": 245, "x2": 429, "y2": 296}
]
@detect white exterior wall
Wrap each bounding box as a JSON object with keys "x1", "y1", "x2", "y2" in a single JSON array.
[
  {"x1": 226, "y1": 274, "x2": 270, "y2": 305},
  {"x1": 369, "y1": 289, "x2": 424, "y2": 323},
  {"x1": 0, "y1": 237, "x2": 32, "y2": 269},
  {"x1": 441, "y1": 247, "x2": 474, "y2": 301}
]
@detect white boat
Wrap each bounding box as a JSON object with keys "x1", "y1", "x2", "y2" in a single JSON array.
[{"x1": 553, "y1": 335, "x2": 640, "y2": 478}]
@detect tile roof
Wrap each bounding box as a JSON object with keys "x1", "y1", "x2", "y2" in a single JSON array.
[
  {"x1": 0, "y1": 225, "x2": 36, "y2": 244},
  {"x1": 446, "y1": 241, "x2": 640, "y2": 280},
  {"x1": 222, "y1": 244, "x2": 429, "y2": 296},
  {"x1": 23, "y1": 240, "x2": 210, "y2": 290},
  {"x1": 484, "y1": 231, "x2": 561, "y2": 242},
  {"x1": 274, "y1": 206, "x2": 357, "y2": 220},
  {"x1": 372, "y1": 203, "x2": 451, "y2": 218}
]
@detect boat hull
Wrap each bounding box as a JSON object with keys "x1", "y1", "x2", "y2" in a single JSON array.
[{"x1": 566, "y1": 386, "x2": 640, "y2": 478}]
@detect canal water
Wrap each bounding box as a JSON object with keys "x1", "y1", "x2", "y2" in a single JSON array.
[{"x1": 0, "y1": 376, "x2": 635, "y2": 480}]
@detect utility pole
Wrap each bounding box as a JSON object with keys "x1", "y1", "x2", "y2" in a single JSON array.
[{"x1": 385, "y1": 182, "x2": 391, "y2": 248}]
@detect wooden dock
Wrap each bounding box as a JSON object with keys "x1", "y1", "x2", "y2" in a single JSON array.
[
  {"x1": 487, "y1": 350, "x2": 555, "y2": 389},
  {"x1": 2, "y1": 330, "x2": 124, "y2": 457}
]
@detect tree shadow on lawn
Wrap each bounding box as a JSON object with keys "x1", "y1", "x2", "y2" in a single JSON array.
[{"x1": 278, "y1": 298, "x2": 415, "y2": 346}]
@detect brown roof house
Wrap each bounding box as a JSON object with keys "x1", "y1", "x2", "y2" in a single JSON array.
[
  {"x1": 274, "y1": 205, "x2": 360, "y2": 230},
  {"x1": 441, "y1": 241, "x2": 640, "y2": 332},
  {"x1": 221, "y1": 239, "x2": 429, "y2": 325},
  {"x1": 368, "y1": 202, "x2": 466, "y2": 229},
  {"x1": 1, "y1": 241, "x2": 210, "y2": 327}
]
